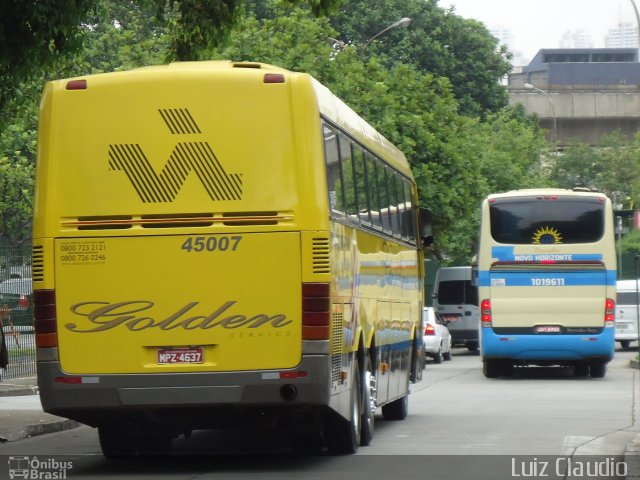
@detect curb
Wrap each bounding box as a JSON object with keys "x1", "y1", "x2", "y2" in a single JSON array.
[
  {"x1": 626, "y1": 435, "x2": 640, "y2": 480},
  {"x1": 0, "y1": 386, "x2": 38, "y2": 397},
  {"x1": 25, "y1": 419, "x2": 81, "y2": 438}
]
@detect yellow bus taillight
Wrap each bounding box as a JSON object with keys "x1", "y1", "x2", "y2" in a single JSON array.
[
  {"x1": 34, "y1": 289, "x2": 58, "y2": 348},
  {"x1": 302, "y1": 283, "x2": 330, "y2": 340}
]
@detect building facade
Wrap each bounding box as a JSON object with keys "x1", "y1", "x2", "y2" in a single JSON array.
[{"x1": 508, "y1": 48, "x2": 640, "y2": 145}]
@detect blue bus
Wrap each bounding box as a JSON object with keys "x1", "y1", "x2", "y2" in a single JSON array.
[{"x1": 476, "y1": 188, "x2": 616, "y2": 378}]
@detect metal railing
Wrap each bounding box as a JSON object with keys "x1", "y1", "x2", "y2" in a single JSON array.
[{"x1": 0, "y1": 245, "x2": 35, "y2": 381}]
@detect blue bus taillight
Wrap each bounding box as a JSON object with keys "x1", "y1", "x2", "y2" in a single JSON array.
[
  {"x1": 481, "y1": 299, "x2": 492, "y2": 327},
  {"x1": 605, "y1": 298, "x2": 615, "y2": 327}
]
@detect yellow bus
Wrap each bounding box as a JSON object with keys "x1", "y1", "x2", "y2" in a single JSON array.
[
  {"x1": 33, "y1": 61, "x2": 432, "y2": 456},
  {"x1": 476, "y1": 188, "x2": 616, "y2": 378}
]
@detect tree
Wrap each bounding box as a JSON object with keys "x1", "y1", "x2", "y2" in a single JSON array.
[
  {"x1": 0, "y1": 0, "x2": 549, "y2": 261},
  {"x1": 477, "y1": 105, "x2": 551, "y2": 194},
  {"x1": 211, "y1": 1, "x2": 539, "y2": 262},
  {"x1": 548, "y1": 131, "x2": 640, "y2": 205},
  {"x1": 329, "y1": 0, "x2": 512, "y2": 117},
  {"x1": 0, "y1": 0, "x2": 341, "y2": 118}
]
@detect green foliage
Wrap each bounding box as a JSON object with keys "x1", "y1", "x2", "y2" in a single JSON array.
[
  {"x1": 210, "y1": 2, "x2": 545, "y2": 263},
  {"x1": 0, "y1": 0, "x2": 546, "y2": 263},
  {"x1": 477, "y1": 105, "x2": 551, "y2": 194},
  {"x1": 69, "y1": 1, "x2": 174, "y2": 75},
  {"x1": 0, "y1": 154, "x2": 34, "y2": 244},
  {"x1": 0, "y1": 0, "x2": 95, "y2": 121},
  {"x1": 621, "y1": 229, "x2": 640, "y2": 254},
  {"x1": 329, "y1": 0, "x2": 512, "y2": 117},
  {"x1": 548, "y1": 131, "x2": 640, "y2": 206}
]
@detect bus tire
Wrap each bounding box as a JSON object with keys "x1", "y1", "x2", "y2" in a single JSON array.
[
  {"x1": 590, "y1": 362, "x2": 607, "y2": 378},
  {"x1": 98, "y1": 425, "x2": 136, "y2": 459},
  {"x1": 325, "y1": 360, "x2": 361, "y2": 454},
  {"x1": 483, "y1": 359, "x2": 501, "y2": 378},
  {"x1": 360, "y1": 354, "x2": 376, "y2": 446},
  {"x1": 98, "y1": 424, "x2": 172, "y2": 458},
  {"x1": 382, "y1": 394, "x2": 408, "y2": 421},
  {"x1": 574, "y1": 363, "x2": 589, "y2": 377}
]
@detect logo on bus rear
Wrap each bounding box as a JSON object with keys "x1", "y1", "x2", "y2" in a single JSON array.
[{"x1": 108, "y1": 109, "x2": 243, "y2": 203}]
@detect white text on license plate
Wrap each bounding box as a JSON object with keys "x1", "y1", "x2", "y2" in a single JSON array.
[
  {"x1": 158, "y1": 348, "x2": 203, "y2": 364},
  {"x1": 536, "y1": 325, "x2": 561, "y2": 333}
]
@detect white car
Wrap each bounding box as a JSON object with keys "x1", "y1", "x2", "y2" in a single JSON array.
[
  {"x1": 615, "y1": 280, "x2": 640, "y2": 349},
  {"x1": 422, "y1": 307, "x2": 452, "y2": 364}
]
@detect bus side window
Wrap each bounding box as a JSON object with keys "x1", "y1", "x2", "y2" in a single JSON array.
[
  {"x1": 323, "y1": 124, "x2": 345, "y2": 216},
  {"x1": 338, "y1": 133, "x2": 358, "y2": 219},
  {"x1": 365, "y1": 153, "x2": 382, "y2": 230},
  {"x1": 394, "y1": 175, "x2": 406, "y2": 239},
  {"x1": 352, "y1": 145, "x2": 371, "y2": 226},
  {"x1": 388, "y1": 172, "x2": 401, "y2": 238},
  {"x1": 401, "y1": 178, "x2": 416, "y2": 241},
  {"x1": 377, "y1": 162, "x2": 392, "y2": 233}
]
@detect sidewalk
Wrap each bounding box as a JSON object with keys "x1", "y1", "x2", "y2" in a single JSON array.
[{"x1": 0, "y1": 377, "x2": 79, "y2": 443}]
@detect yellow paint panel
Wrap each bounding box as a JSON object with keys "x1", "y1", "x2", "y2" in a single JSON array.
[{"x1": 55, "y1": 233, "x2": 301, "y2": 373}]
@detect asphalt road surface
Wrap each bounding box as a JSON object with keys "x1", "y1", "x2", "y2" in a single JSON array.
[{"x1": 0, "y1": 347, "x2": 638, "y2": 480}]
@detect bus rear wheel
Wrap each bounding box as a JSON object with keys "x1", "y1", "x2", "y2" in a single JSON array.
[
  {"x1": 360, "y1": 355, "x2": 376, "y2": 446},
  {"x1": 590, "y1": 362, "x2": 607, "y2": 378},
  {"x1": 483, "y1": 359, "x2": 501, "y2": 378},
  {"x1": 98, "y1": 424, "x2": 172, "y2": 458}
]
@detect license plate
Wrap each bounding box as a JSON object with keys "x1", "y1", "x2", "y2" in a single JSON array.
[
  {"x1": 442, "y1": 314, "x2": 460, "y2": 323},
  {"x1": 616, "y1": 324, "x2": 630, "y2": 331},
  {"x1": 536, "y1": 325, "x2": 561, "y2": 333},
  {"x1": 157, "y1": 348, "x2": 204, "y2": 364}
]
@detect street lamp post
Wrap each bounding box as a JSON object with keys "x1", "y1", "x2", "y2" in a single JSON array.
[
  {"x1": 524, "y1": 82, "x2": 557, "y2": 144},
  {"x1": 361, "y1": 17, "x2": 411, "y2": 53}
]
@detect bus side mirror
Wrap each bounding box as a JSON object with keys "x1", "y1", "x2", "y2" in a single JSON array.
[{"x1": 417, "y1": 207, "x2": 433, "y2": 248}]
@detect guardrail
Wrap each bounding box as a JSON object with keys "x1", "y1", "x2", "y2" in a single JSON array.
[{"x1": 0, "y1": 245, "x2": 34, "y2": 381}]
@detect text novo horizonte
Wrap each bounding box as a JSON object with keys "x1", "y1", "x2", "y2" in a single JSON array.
[{"x1": 65, "y1": 301, "x2": 292, "y2": 332}]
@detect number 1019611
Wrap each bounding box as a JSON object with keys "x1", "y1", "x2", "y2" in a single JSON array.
[{"x1": 531, "y1": 278, "x2": 565, "y2": 286}]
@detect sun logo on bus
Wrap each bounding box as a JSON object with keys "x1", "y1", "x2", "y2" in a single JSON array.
[{"x1": 532, "y1": 226, "x2": 563, "y2": 244}]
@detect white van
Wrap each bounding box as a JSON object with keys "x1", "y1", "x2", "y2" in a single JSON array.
[
  {"x1": 432, "y1": 266, "x2": 480, "y2": 351},
  {"x1": 615, "y1": 280, "x2": 640, "y2": 349}
]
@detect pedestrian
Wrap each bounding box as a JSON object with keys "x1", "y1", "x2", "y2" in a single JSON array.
[{"x1": 0, "y1": 316, "x2": 8, "y2": 376}]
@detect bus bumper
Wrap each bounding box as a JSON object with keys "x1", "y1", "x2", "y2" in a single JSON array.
[
  {"x1": 480, "y1": 327, "x2": 615, "y2": 362},
  {"x1": 37, "y1": 355, "x2": 334, "y2": 429}
]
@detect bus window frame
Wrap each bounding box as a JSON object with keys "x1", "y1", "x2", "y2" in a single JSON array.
[{"x1": 321, "y1": 117, "x2": 419, "y2": 247}]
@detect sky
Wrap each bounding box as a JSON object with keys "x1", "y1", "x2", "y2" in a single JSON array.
[{"x1": 439, "y1": 0, "x2": 639, "y2": 64}]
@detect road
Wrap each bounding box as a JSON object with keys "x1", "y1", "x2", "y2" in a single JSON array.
[{"x1": 0, "y1": 347, "x2": 638, "y2": 480}]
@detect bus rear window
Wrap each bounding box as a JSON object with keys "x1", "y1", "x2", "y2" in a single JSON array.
[
  {"x1": 437, "y1": 280, "x2": 479, "y2": 306},
  {"x1": 489, "y1": 196, "x2": 604, "y2": 245}
]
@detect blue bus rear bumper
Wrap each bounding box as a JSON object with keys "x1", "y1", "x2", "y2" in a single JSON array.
[{"x1": 480, "y1": 327, "x2": 615, "y2": 362}]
